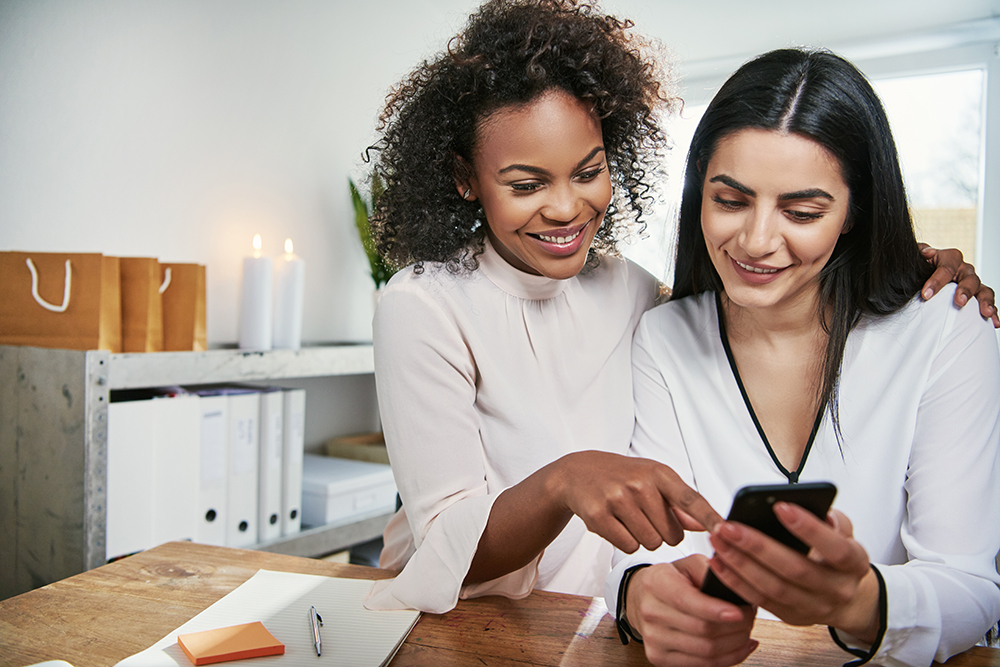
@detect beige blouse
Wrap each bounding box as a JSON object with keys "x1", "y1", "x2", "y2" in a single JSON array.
[{"x1": 365, "y1": 238, "x2": 658, "y2": 612}]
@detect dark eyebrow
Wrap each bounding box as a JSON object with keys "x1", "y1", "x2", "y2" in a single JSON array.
[
  {"x1": 778, "y1": 188, "x2": 835, "y2": 201},
  {"x1": 709, "y1": 174, "x2": 835, "y2": 202},
  {"x1": 498, "y1": 146, "x2": 605, "y2": 176},
  {"x1": 575, "y1": 146, "x2": 605, "y2": 170},
  {"x1": 708, "y1": 174, "x2": 755, "y2": 196}
]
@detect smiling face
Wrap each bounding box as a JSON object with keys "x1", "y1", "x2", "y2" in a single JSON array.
[
  {"x1": 460, "y1": 89, "x2": 612, "y2": 280},
  {"x1": 701, "y1": 128, "x2": 851, "y2": 315}
]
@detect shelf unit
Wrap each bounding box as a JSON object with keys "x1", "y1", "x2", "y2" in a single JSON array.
[{"x1": 0, "y1": 344, "x2": 389, "y2": 600}]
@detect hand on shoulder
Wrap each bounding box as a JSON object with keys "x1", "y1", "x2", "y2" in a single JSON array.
[{"x1": 920, "y1": 245, "x2": 998, "y2": 327}]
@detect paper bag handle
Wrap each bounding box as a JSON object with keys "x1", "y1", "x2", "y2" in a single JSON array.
[
  {"x1": 159, "y1": 267, "x2": 172, "y2": 294},
  {"x1": 26, "y1": 258, "x2": 72, "y2": 313}
]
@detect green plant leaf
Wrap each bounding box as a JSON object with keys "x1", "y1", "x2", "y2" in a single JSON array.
[{"x1": 349, "y1": 176, "x2": 396, "y2": 289}]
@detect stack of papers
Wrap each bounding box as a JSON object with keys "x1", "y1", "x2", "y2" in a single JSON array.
[{"x1": 115, "y1": 570, "x2": 420, "y2": 667}]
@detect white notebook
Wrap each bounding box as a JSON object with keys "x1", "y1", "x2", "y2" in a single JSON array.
[{"x1": 115, "y1": 570, "x2": 421, "y2": 667}]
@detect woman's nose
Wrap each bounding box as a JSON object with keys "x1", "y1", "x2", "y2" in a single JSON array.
[
  {"x1": 738, "y1": 209, "x2": 780, "y2": 258},
  {"x1": 542, "y1": 184, "x2": 584, "y2": 222}
]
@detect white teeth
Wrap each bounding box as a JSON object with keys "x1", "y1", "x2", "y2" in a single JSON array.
[
  {"x1": 735, "y1": 259, "x2": 779, "y2": 274},
  {"x1": 537, "y1": 229, "x2": 581, "y2": 244}
]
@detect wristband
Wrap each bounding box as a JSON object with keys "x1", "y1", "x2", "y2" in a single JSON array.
[
  {"x1": 829, "y1": 564, "x2": 887, "y2": 666},
  {"x1": 615, "y1": 563, "x2": 652, "y2": 645}
]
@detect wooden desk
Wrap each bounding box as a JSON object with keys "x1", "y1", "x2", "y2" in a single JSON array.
[{"x1": 1, "y1": 542, "x2": 997, "y2": 667}]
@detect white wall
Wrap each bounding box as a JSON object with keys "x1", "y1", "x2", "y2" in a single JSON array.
[
  {"x1": 5, "y1": 1, "x2": 998, "y2": 443},
  {"x1": 0, "y1": 0, "x2": 480, "y2": 344},
  {"x1": 4, "y1": 1, "x2": 998, "y2": 345}
]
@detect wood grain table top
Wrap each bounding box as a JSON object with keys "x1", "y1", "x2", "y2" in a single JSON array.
[{"x1": 1, "y1": 541, "x2": 997, "y2": 667}]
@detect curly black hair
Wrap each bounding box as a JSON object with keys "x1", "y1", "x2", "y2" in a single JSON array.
[{"x1": 367, "y1": 0, "x2": 676, "y2": 272}]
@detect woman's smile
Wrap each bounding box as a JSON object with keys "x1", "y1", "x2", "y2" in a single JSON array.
[
  {"x1": 729, "y1": 256, "x2": 786, "y2": 283},
  {"x1": 527, "y1": 221, "x2": 591, "y2": 255}
]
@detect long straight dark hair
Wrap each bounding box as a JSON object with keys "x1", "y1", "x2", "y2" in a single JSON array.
[{"x1": 672, "y1": 48, "x2": 933, "y2": 438}]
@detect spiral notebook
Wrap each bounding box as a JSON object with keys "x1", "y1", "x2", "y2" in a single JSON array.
[{"x1": 114, "y1": 570, "x2": 420, "y2": 667}]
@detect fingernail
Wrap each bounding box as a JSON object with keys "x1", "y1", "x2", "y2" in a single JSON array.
[
  {"x1": 720, "y1": 608, "x2": 742, "y2": 622},
  {"x1": 922, "y1": 287, "x2": 934, "y2": 300},
  {"x1": 958, "y1": 293, "x2": 969, "y2": 306},
  {"x1": 720, "y1": 522, "x2": 741, "y2": 542},
  {"x1": 773, "y1": 501, "x2": 799, "y2": 525}
]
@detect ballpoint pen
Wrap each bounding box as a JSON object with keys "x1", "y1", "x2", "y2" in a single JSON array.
[{"x1": 309, "y1": 605, "x2": 323, "y2": 657}]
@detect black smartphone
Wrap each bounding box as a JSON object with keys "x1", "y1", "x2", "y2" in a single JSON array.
[{"x1": 700, "y1": 482, "x2": 838, "y2": 606}]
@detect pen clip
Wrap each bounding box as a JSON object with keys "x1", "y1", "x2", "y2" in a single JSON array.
[{"x1": 310, "y1": 605, "x2": 323, "y2": 626}]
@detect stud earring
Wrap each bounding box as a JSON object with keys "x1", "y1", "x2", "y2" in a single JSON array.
[{"x1": 462, "y1": 188, "x2": 472, "y2": 200}]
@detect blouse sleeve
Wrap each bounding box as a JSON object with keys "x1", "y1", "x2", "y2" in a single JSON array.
[
  {"x1": 851, "y1": 299, "x2": 1000, "y2": 666},
  {"x1": 364, "y1": 279, "x2": 539, "y2": 613},
  {"x1": 604, "y1": 313, "x2": 702, "y2": 616}
]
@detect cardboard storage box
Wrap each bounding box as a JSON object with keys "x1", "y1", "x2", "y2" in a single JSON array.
[
  {"x1": 323, "y1": 431, "x2": 389, "y2": 465},
  {"x1": 301, "y1": 454, "x2": 397, "y2": 527}
]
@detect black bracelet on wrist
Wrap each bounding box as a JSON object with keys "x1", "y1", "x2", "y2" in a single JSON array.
[
  {"x1": 616, "y1": 563, "x2": 653, "y2": 645},
  {"x1": 829, "y1": 564, "x2": 888, "y2": 667}
]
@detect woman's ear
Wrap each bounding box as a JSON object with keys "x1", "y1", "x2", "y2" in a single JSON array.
[
  {"x1": 454, "y1": 154, "x2": 477, "y2": 202},
  {"x1": 455, "y1": 180, "x2": 477, "y2": 202},
  {"x1": 841, "y1": 215, "x2": 854, "y2": 235}
]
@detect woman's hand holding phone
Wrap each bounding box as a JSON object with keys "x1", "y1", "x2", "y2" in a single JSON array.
[
  {"x1": 626, "y1": 557, "x2": 758, "y2": 667},
  {"x1": 707, "y1": 502, "x2": 881, "y2": 643}
]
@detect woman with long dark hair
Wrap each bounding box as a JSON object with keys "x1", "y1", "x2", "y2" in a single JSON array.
[{"x1": 609, "y1": 49, "x2": 1000, "y2": 667}]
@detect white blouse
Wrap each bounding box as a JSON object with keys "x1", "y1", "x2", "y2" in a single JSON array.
[
  {"x1": 606, "y1": 286, "x2": 1000, "y2": 667},
  {"x1": 366, "y1": 239, "x2": 659, "y2": 612}
]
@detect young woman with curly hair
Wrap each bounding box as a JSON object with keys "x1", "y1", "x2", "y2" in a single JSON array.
[{"x1": 363, "y1": 0, "x2": 991, "y2": 615}]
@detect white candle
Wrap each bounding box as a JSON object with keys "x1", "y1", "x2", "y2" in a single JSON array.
[
  {"x1": 273, "y1": 238, "x2": 305, "y2": 350},
  {"x1": 239, "y1": 234, "x2": 273, "y2": 350}
]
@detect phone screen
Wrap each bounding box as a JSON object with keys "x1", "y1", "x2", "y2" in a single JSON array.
[{"x1": 700, "y1": 482, "x2": 837, "y2": 606}]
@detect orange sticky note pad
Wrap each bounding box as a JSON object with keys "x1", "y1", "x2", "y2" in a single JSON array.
[{"x1": 177, "y1": 621, "x2": 285, "y2": 665}]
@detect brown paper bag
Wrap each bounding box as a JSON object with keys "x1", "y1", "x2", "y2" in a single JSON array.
[
  {"x1": 0, "y1": 251, "x2": 122, "y2": 352},
  {"x1": 160, "y1": 263, "x2": 207, "y2": 351},
  {"x1": 119, "y1": 257, "x2": 164, "y2": 353}
]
